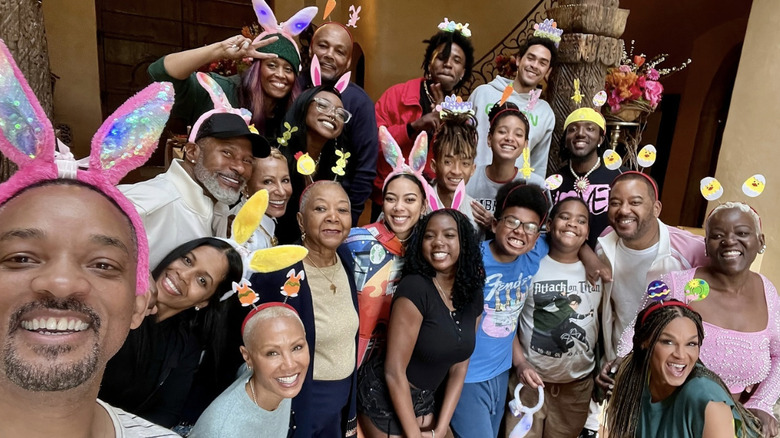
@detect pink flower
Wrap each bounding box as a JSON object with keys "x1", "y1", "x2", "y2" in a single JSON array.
[
  {"x1": 647, "y1": 68, "x2": 660, "y2": 81},
  {"x1": 619, "y1": 65, "x2": 631, "y2": 73},
  {"x1": 637, "y1": 76, "x2": 646, "y2": 88},
  {"x1": 608, "y1": 89, "x2": 623, "y2": 112},
  {"x1": 644, "y1": 80, "x2": 664, "y2": 108}
]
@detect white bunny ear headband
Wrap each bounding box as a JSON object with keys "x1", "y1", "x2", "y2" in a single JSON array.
[
  {"x1": 188, "y1": 72, "x2": 254, "y2": 143},
  {"x1": 0, "y1": 39, "x2": 173, "y2": 296},
  {"x1": 218, "y1": 189, "x2": 308, "y2": 301},
  {"x1": 252, "y1": 0, "x2": 317, "y2": 70},
  {"x1": 310, "y1": 55, "x2": 351, "y2": 94}
]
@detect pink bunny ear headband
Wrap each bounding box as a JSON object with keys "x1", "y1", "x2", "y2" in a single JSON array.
[
  {"x1": 252, "y1": 0, "x2": 317, "y2": 71},
  {"x1": 379, "y1": 126, "x2": 430, "y2": 192},
  {"x1": 310, "y1": 54, "x2": 351, "y2": 94},
  {"x1": 0, "y1": 39, "x2": 173, "y2": 295},
  {"x1": 188, "y1": 72, "x2": 252, "y2": 143}
]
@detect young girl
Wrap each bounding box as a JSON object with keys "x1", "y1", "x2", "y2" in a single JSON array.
[
  {"x1": 357, "y1": 209, "x2": 485, "y2": 438},
  {"x1": 345, "y1": 128, "x2": 428, "y2": 366},
  {"x1": 467, "y1": 101, "x2": 546, "y2": 230},
  {"x1": 514, "y1": 197, "x2": 603, "y2": 437},
  {"x1": 425, "y1": 107, "x2": 478, "y2": 230},
  {"x1": 450, "y1": 181, "x2": 550, "y2": 438},
  {"x1": 607, "y1": 301, "x2": 761, "y2": 437}
]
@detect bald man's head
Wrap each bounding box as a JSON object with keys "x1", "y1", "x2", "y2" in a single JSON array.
[{"x1": 310, "y1": 23, "x2": 353, "y2": 81}]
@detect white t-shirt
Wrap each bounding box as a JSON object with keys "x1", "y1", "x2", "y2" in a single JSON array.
[
  {"x1": 97, "y1": 399, "x2": 179, "y2": 438},
  {"x1": 519, "y1": 256, "x2": 602, "y2": 382},
  {"x1": 610, "y1": 240, "x2": 659, "y2": 354},
  {"x1": 466, "y1": 165, "x2": 547, "y2": 215}
]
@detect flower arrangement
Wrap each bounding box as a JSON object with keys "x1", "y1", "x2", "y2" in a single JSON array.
[
  {"x1": 604, "y1": 40, "x2": 691, "y2": 114},
  {"x1": 198, "y1": 24, "x2": 261, "y2": 76},
  {"x1": 494, "y1": 53, "x2": 518, "y2": 79}
]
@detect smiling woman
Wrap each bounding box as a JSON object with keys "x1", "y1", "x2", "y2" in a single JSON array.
[
  {"x1": 99, "y1": 237, "x2": 243, "y2": 428},
  {"x1": 275, "y1": 85, "x2": 353, "y2": 244},
  {"x1": 607, "y1": 300, "x2": 761, "y2": 438}
]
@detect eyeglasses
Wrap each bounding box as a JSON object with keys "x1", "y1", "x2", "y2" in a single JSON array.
[
  {"x1": 498, "y1": 216, "x2": 542, "y2": 234},
  {"x1": 312, "y1": 97, "x2": 352, "y2": 124}
]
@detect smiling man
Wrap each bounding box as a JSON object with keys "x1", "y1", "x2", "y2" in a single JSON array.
[
  {"x1": 469, "y1": 34, "x2": 558, "y2": 176},
  {"x1": 121, "y1": 112, "x2": 270, "y2": 268},
  {"x1": 595, "y1": 172, "x2": 706, "y2": 393},
  {"x1": 0, "y1": 182, "x2": 178, "y2": 437},
  {"x1": 297, "y1": 22, "x2": 378, "y2": 226},
  {"x1": 551, "y1": 108, "x2": 623, "y2": 248}
]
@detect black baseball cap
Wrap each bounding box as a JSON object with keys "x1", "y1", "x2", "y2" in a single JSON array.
[{"x1": 194, "y1": 113, "x2": 270, "y2": 158}]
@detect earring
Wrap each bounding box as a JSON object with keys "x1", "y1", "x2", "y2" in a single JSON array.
[
  {"x1": 194, "y1": 306, "x2": 200, "y2": 311},
  {"x1": 190, "y1": 159, "x2": 196, "y2": 164},
  {"x1": 301, "y1": 232, "x2": 306, "y2": 242},
  {"x1": 759, "y1": 245, "x2": 767, "y2": 254}
]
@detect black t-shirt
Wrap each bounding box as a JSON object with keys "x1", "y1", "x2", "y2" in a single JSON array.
[
  {"x1": 552, "y1": 164, "x2": 624, "y2": 248},
  {"x1": 392, "y1": 274, "x2": 481, "y2": 391}
]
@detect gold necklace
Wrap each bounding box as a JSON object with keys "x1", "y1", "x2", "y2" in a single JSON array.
[
  {"x1": 432, "y1": 277, "x2": 452, "y2": 304},
  {"x1": 257, "y1": 221, "x2": 278, "y2": 247},
  {"x1": 249, "y1": 377, "x2": 258, "y2": 405},
  {"x1": 422, "y1": 80, "x2": 436, "y2": 110},
  {"x1": 306, "y1": 255, "x2": 339, "y2": 294}
]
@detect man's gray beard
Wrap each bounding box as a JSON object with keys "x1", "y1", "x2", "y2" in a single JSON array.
[
  {"x1": 3, "y1": 339, "x2": 99, "y2": 392},
  {"x1": 193, "y1": 157, "x2": 244, "y2": 205}
]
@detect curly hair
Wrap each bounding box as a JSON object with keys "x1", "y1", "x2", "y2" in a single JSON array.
[
  {"x1": 487, "y1": 101, "x2": 529, "y2": 139},
  {"x1": 606, "y1": 300, "x2": 761, "y2": 438},
  {"x1": 402, "y1": 209, "x2": 485, "y2": 311},
  {"x1": 518, "y1": 36, "x2": 558, "y2": 67},
  {"x1": 431, "y1": 111, "x2": 478, "y2": 161},
  {"x1": 421, "y1": 30, "x2": 475, "y2": 91},
  {"x1": 494, "y1": 180, "x2": 550, "y2": 224}
]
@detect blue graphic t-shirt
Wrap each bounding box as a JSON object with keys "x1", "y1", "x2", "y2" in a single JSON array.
[{"x1": 464, "y1": 238, "x2": 549, "y2": 383}]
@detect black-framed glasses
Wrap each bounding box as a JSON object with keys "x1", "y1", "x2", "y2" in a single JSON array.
[
  {"x1": 312, "y1": 97, "x2": 352, "y2": 124},
  {"x1": 498, "y1": 216, "x2": 542, "y2": 234}
]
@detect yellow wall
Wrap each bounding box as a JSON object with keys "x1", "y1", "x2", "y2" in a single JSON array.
[
  {"x1": 277, "y1": 0, "x2": 541, "y2": 100},
  {"x1": 41, "y1": 0, "x2": 103, "y2": 157},
  {"x1": 712, "y1": 0, "x2": 779, "y2": 284}
]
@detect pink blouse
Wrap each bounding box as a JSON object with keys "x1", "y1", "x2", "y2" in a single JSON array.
[{"x1": 618, "y1": 268, "x2": 780, "y2": 415}]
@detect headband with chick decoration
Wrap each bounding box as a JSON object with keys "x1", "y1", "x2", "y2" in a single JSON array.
[
  {"x1": 0, "y1": 39, "x2": 173, "y2": 296},
  {"x1": 218, "y1": 189, "x2": 309, "y2": 301}
]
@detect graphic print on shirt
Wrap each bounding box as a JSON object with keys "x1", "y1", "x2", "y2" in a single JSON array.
[
  {"x1": 530, "y1": 279, "x2": 599, "y2": 357},
  {"x1": 554, "y1": 184, "x2": 610, "y2": 217},
  {"x1": 481, "y1": 272, "x2": 533, "y2": 338}
]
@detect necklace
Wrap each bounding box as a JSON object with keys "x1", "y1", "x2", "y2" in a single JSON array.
[
  {"x1": 306, "y1": 255, "x2": 339, "y2": 293},
  {"x1": 422, "y1": 80, "x2": 436, "y2": 110},
  {"x1": 257, "y1": 222, "x2": 278, "y2": 247},
  {"x1": 432, "y1": 277, "x2": 461, "y2": 331},
  {"x1": 569, "y1": 159, "x2": 600, "y2": 194}
]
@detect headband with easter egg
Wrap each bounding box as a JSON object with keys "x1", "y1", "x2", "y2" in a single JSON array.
[{"x1": 641, "y1": 280, "x2": 695, "y2": 325}]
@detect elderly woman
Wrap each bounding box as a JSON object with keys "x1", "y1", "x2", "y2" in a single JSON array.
[
  {"x1": 191, "y1": 303, "x2": 309, "y2": 438},
  {"x1": 275, "y1": 84, "x2": 352, "y2": 243},
  {"x1": 371, "y1": 20, "x2": 474, "y2": 220},
  {"x1": 250, "y1": 181, "x2": 358, "y2": 437},
  {"x1": 607, "y1": 300, "x2": 761, "y2": 437},
  {"x1": 618, "y1": 202, "x2": 780, "y2": 436},
  {"x1": 99, "y1": 238, "x2": 243, "y2": 427}
]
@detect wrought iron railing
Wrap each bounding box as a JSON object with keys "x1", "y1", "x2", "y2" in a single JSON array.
[{"x1": 461, "y1": 0, "x2": 557, "y2": 96}]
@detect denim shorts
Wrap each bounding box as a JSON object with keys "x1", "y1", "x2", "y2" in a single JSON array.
[{"x1": 357, "y1": 357, "x2": 435, "y2": 435}]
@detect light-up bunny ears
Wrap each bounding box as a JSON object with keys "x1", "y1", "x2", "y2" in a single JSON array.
[
  {"x1": 252, "y1": 0, "x2": 317, "y2": 65},
  {"x1": 0, "y1": 39, "x2": 173, "y2": 296},
  {"x1": 188, "y1": 72, "x2": 253, "y2": 143},
  {"x1": 311, "y1": 55, "x2": 351, "y2": 94},
  {"x1": 379, "y1": 126, "x2": 429, "y2": 190},
  {"x1": 219, "y1": 189, "x2": 308, "y2": 301}
]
